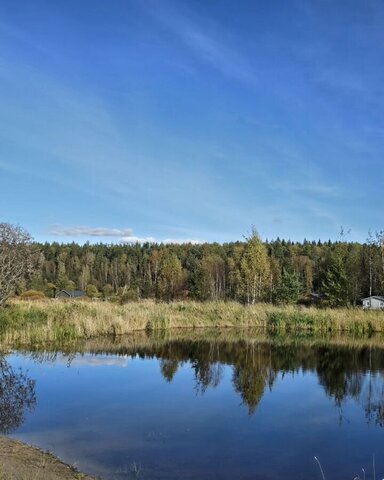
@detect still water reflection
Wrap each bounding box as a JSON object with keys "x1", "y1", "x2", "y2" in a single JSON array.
[{"x1": 3, "y1": 331, "x2": 384, "y2": 479}]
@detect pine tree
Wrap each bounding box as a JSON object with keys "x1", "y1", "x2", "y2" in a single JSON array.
[
  {"x1": 322, "y1": 253, "x2": 348, "y2": 306},
  {"x1": 274, "y1": 269, "x2": 302, "y2": 305}
]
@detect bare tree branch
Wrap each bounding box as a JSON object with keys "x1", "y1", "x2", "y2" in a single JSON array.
[{"x1": 0, "y1": 223, "x2": 41, "y2": 307}]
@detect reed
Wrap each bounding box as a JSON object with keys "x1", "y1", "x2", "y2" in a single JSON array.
[{"x1": 1, "y1": 299, "x2": 384, "y2": 346}]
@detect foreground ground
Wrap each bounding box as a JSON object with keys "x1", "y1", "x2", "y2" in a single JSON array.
[{"x1": 0, "y1": 437, "x2": 95, "y2": 480}]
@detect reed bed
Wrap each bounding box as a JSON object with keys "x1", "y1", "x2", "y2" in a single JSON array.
[{"x1": 1, "y1": 299, "x2": 384, "y2": 346}]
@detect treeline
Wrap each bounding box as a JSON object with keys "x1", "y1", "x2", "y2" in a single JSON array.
[{"x1": 19, "y1": 230, "x2": 384, "y2": 306}]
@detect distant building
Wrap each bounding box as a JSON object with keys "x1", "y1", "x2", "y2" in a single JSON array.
[
  {"x1": 310, "y1": 292, "x2": 328, "y2": 304},
  {"x1": 55, "y1": 290, "x2": 86, "y2": 299},
  {"x1": 362, "y1": 296, "x2": 384, "y2": 310}
]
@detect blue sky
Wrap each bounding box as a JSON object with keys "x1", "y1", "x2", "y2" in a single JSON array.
[{"x1": 1, "y1": 0, "x2": 383, "y2": 244}]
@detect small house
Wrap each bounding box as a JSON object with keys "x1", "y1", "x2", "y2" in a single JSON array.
[
  {"x1": 362, "y1": 296, "x2": 384, "y2": 310},
  {"x1": 55, "y1": 290, "x2": 86, "y2": 299},
  {"x1": 310, "y1": 292, "x2": 328, "y2": 304}
]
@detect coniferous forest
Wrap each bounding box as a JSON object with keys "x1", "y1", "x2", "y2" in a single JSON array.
[{"x1": 19, "y1": 231, "x2": 384, "y2": 307}]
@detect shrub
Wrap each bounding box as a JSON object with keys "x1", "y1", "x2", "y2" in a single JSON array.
[
  {"x1": 19, "y1": 290, "x2": 46, "y2": 301},
  {"x1": 86, "y1": 284, "x2": 99, "y2": 298}
]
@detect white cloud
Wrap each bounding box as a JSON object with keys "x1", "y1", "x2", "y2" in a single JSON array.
[
  {"x1": 52, "y1": 353, "x2": 130, "y2": 367},
  {"x1": 50, "y1": 225, "x2": 133, "y2": 237},
  {"x1": 162, "y1": 238, "x2": 204, "y2": 245},
  {"x1": 120, "y1": 236, "x2": 156, "y2": 244},
  {"x1": 120, "y1": 236, "x2": 204, "y2": 245}
]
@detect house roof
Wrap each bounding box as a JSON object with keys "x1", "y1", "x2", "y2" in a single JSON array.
[
  {"x1": 362, "y1": 296, "x2": 384, "y2": 301},
  {"x1": 310, "y1": 293, "x2": 329, "y2": 299},
  {"x1": 56, "y1": 290, "x2": 86, "y2": 298}
]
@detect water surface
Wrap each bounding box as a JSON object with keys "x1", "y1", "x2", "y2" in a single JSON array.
[{"x1": 2, "y1": 331, "x2": 384, "y2": 479}]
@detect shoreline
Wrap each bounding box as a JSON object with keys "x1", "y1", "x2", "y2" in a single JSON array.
[
  {"x1": 1, "y1": 299, "x2": 384, "y2": 347},
  {"x1": 0, "y1": 436, "x2": 95, "y2": 480},
  {"x1": 9, "y1": 327, "x2": 384, "y2": 356}
]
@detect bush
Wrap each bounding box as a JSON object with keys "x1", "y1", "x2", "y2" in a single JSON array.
[
  {"x1": 19, "y1": 290, "x2": 46, "y2": 301},
  {"x1": 119, "y1": 288, "x2": 140, "y2": 304},
  {"x1": 267, "y1": 311, "x2": 315, "y2": 331},
  {"x1": 86, "y1": 284, "x2": 99, "y2": 298}
]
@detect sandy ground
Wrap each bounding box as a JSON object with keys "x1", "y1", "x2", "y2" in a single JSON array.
[{"x1": 0, "y1": 437, "x2": 96, "y2": 480}]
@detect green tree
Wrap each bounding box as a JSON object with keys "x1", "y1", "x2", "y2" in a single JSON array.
[
  {"x1": 56, "y1": 258, "x2": 69, "y2": 291},
  {"x1": 201, "y1": 254, "x2": 226, "y2": 300},
  {"x1": 274, "y1": 269, "x2": 302, "y2": 305},
  {"x1": 66, "y1": 280, "x2": 76, "y2": 291},
  {"x1": 46, "y1": 282, "x2": 56, "y2": 298},
  {"x1": 159, "y1": 253, "x2": 184, "y2": 301},
  {"x1": 322, "y1": 250, "x2": 348, "y2": 306},
  {"x1": 240, "y1": 231, "x2": 270, "y2": 304}
]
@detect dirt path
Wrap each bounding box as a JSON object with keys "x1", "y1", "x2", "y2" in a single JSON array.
[{"x1": 0, "y1": 436, "x2": 96, "y2": 480}]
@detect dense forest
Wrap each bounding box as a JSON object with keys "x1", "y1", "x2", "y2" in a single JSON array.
[{"x1": 18, "y1": 230, "x2": 384, "y2": 306}]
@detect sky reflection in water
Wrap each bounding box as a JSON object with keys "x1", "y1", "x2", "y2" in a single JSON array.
[{"x1": 4, "y1": 336, "x2": 384, "y2": 480}]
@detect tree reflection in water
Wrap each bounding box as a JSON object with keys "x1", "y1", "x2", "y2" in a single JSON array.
[
  {"x1": 0, "y1": 356, "x2": 36, "y2": 433},
  {"x1": 135, "y1": 339, "x2": 384, "y2": 420},
  {"x1": 24, "y1": 335, "x2": 384, "y2": 423},
  {"x1": 159, "y1": 358, "x2": 179, "y2": 382}
]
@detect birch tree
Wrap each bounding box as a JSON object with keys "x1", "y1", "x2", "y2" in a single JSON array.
[
  {"x1": 159, "y1": 253, "x2": 184, "y2": 301},
  {"x1": 240, "y1": 231, "x2": 270, "y2": 304}
]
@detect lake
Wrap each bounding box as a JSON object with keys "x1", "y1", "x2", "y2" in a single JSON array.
[{"x1": 2, "y1": 330, "x2": 384, "y2": 479}]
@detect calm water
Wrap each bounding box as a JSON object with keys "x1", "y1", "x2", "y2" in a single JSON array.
[{"x1": 2, "y1": 332, "x2": 384, "y2": 479}]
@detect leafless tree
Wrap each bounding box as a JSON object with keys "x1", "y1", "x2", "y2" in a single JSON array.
[
  {"x1": 0, "y1": 356, "x2": 36, "y2": 433},
  {"x1": 0, "y1": 223, "x2": 41, "y2": 307}
]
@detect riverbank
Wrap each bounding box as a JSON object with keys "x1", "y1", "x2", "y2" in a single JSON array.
[
  {"x1": 0, "y1": 436, "x2": 95, "y2": 480},
  {"x1": 0, "y1": 299, "x2": 384, "y2": 346}
]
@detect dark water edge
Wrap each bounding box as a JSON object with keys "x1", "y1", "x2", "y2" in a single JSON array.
[{"x1": 2, "y1": 329, "x2": 384, "y2": 480}]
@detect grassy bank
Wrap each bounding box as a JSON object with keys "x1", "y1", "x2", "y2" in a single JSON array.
[
  {"x1": 1, "y1": 299, "x2": 384, "y2": 346},
  {"x1": 0, "y1": 436, "x2": 94, "y2": 480}
]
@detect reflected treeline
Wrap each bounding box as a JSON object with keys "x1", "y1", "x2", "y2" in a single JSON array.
[
  {"x1": 0, "y1": 355, "x2": 36, "y2": 433},
  {"x1": 129, "y1": 338, "x2": 384, "y2": 419},
  {"x1": 316, "y1": 346, "x2": 384, "y2": 425},
  {"x1": 17, "y1": 331, "x2": 384, "y2": 420}
]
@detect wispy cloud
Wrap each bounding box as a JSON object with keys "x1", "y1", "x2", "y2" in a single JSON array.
[
  {"x1": 277, "y1": 181, "x2": 341, "y2": 198},
  {"x1": 50, "y1": 225, "x2": 133, "y2": 237},
  {"x1": 1, "y1": 2, "x2": 382, "y2": 244},
  {"x1": 307, "y1": 205, "x2": 339, "y2": 227},
  {"x1": 144, "y1": 1, "x2": 257, "y2": 86},
  {"x1": 314, "y1": 67, "x2": 368, "y2": 95},
  {"x1": 0, "y1": 54, "x2": 226, "y2": 226}
]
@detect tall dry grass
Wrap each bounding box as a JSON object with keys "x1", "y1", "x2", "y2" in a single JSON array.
[{"x1": 1, "y1": 299, "x2": 384, "y2": 346}]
